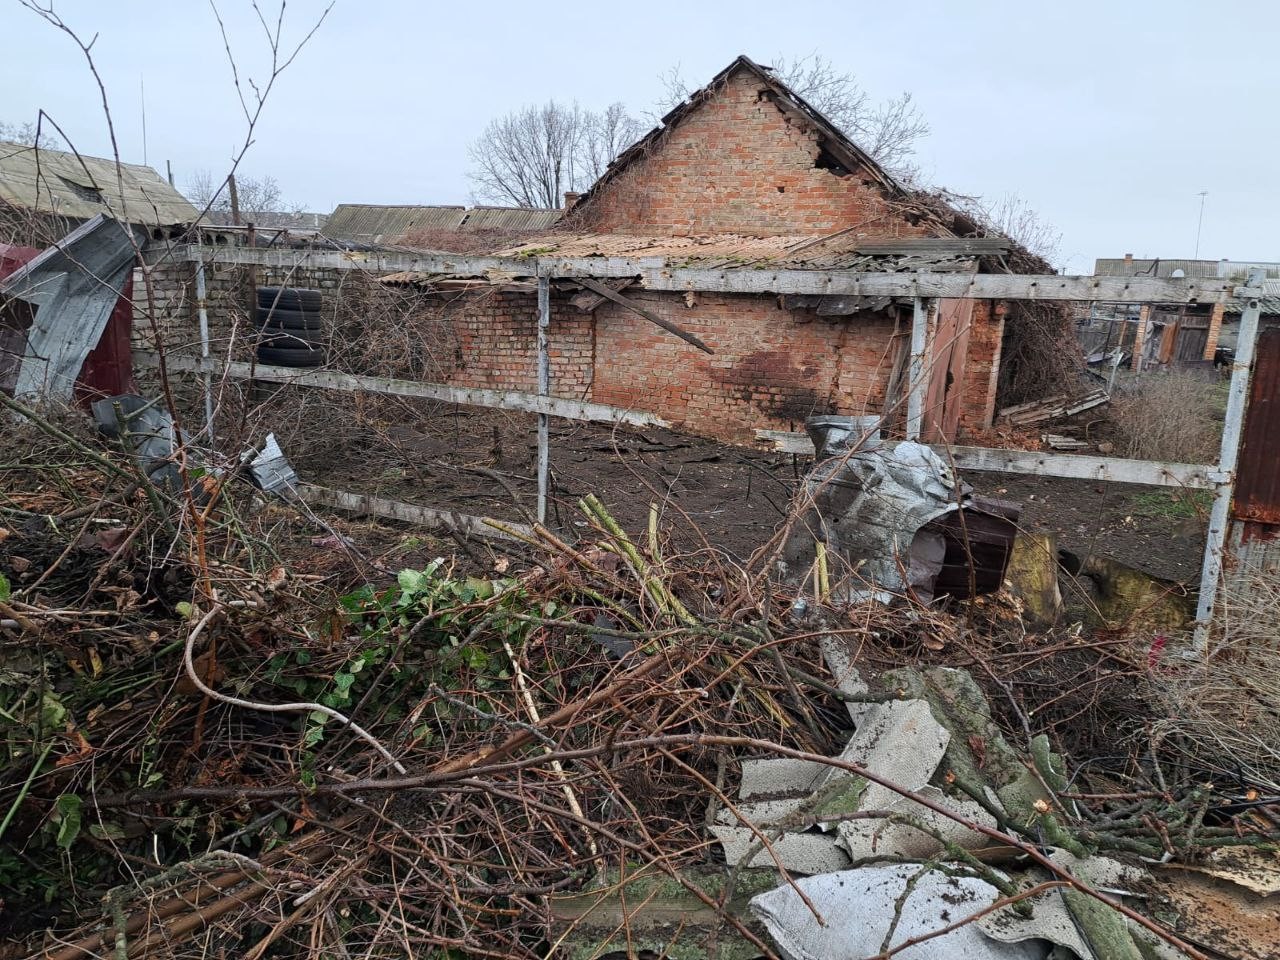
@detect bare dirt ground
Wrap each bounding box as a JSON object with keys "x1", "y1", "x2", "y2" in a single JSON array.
[{"x1": 275, "y1": 397, "x2": 1208, "y2": 586}]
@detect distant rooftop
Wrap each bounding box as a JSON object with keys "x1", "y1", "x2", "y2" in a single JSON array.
[
  {"x1": 0, "y1": 141, "x2": 197, "y2": 226},
  {"x1": 199, "y1": 210, "x2": 329, "y2": 231},
  {"x1": 1095, "y1": 256, "x2": 1280, "y2": 281}
]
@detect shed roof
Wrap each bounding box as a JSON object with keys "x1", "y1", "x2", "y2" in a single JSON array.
[
  {"x1": 323, "y1": 203, "x2": 560, "y2": 245},
  {"x1": 0, "y1": 141, "x2": 197, "y2": 226}
]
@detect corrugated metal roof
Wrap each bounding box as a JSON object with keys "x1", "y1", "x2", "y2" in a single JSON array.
[
  {"x1": 0, "y1": 141, "x2": 197, "y2": 226},
  {"x1": 495, "y1": 232, "x2": 980, "y2": 271},
  {"x1": 322, "y1": 203, "x2": 560, "y2": 245}
]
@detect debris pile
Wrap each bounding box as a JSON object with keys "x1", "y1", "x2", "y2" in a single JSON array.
[{"x1": 1, "y1": 399, "x2": 1277, "y2": 960}]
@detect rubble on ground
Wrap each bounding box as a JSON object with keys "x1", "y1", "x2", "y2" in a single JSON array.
[{"x1": 1, "y1": 400, "x2": 1277, "y2": 960}]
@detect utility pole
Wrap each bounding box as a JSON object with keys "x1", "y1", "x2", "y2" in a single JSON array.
[{"x1": 1194, "y1": 191, "x2": 1208, "y2": 258}]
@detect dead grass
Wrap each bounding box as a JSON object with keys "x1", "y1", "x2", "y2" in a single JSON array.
[
  {"x1": 1110, "y1": 371, "x2": 1225, "y2": 464},
  {"x1": 1152, "y1": 573, "x2": 1280, "y2": 791}
]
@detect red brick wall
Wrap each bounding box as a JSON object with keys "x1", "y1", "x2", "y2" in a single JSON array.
[
  {"x1": 442, "y1": 292, "x2": 594, "y2": 397},
  {"x1": 576, "y1": 69, "x2": 934, "y2": 238},
  {"x1": 959, "y1": 300, "x2": 1005, "y2": 431},
  {"x1": 589, "y1": 291, "x2": 898, "y2": 442}
]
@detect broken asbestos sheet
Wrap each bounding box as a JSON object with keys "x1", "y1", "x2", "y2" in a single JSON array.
[
  {"x1": 711, "y1": 654, "x2": 1001, "y2": 874},
  {"x1": 751, "y1": 863, "x2": 1044, "y2": 960}
]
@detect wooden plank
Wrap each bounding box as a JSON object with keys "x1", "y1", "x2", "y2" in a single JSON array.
[
  {"x1": 161, "y1": 244, "x2": 1244, "y2": 304},
  {"x1": 296, "y1": 484, "x2": 531, "y2": 541},
  {"x1": 905, "y1": 297, "x2": 931, "y2": 440},
  {"x1": 753, "y1": 429, "x2": 1215, "y2": 489},
  {"x1": 536, "y1": 274, "x2": 551, "y2": 524},
  {"x1": 576, "y1": 277, "x2": 714, "y2": 354},
  {"x1": 143, "y1": 352, "x2": 671, "y2": 429}
]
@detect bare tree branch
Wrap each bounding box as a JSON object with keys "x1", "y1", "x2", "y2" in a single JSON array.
[{"x1": 468, "y1": 100, "x2": 642, "y2": 208}]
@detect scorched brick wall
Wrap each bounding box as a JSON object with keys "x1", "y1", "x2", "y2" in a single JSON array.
[{"x1": 590, "y1": 291, "x2": 898, "y2": 442}]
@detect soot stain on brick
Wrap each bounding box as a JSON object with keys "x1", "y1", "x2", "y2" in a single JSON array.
[{"x1": 712, "y1": 348, "x2": 828, "y2": 421}]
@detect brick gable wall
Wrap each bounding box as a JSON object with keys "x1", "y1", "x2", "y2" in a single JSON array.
[{"x1": 576, "y1": 69, "x2": 933, "y2": 238}]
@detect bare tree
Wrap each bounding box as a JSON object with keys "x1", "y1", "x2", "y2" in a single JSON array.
[
  {"x1": 658, "y1": 53, "x2": 929, "y2": 180},
  {"x1": 468, "y1": 100, "x2": 643, "y2": 208},
  {"x1": 0, "y1": 119, "x2": 56, "y2": 148},
  {"x1": 973, "y1": 193, "x2": 1063, "y2": 263},
  {"x1": 185, "y1": 170, "x2": 302, "y2": 222}
]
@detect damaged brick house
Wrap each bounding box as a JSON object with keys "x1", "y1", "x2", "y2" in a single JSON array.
[{"x1": 386, "y1": 55, "x2": 1065, "y2": 444}]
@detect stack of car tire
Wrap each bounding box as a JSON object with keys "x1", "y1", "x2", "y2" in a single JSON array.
[{"x1": 256, "y1": 287, "x2": 325, "y2": 367}]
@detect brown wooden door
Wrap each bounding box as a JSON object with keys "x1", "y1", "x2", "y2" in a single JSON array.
[{"x1": 923, "y1": 298, "x2": 974, "y2": 442}]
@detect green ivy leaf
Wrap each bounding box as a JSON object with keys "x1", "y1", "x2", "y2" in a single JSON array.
[
  {"x1": 397, "y1": 569, "x2": 427, "y2": 597},
  {"x1": 88, "y1": 822, "x2": 127, "y2": 841},
  {"x1": 53, "y1": 794, "x2": 83, "y2": 851}
]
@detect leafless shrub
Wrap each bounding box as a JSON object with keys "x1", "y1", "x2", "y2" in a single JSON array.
[
  {"x1": 1151, "y1": 574, "x2": 1280, "y2": 791},
  {"x1": 1111, "y1": 371, "x2": 1223, "y2": 464},
  {"x1": 997, "y1": 301, "x2": 1082, "y2": 408}
]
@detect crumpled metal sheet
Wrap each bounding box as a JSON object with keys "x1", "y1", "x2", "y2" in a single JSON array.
[
  {"x1": 0, "y1": 214, "x2": 143, "y2": 402},
  {"x1": 783, "y1": 420, "x2": 959, "y2": 603},
  {"x1": 1, "y1": 213, "x2": 144, "y2": 401},
  {"x1": 90, "y1": 393, "x2": 182, "y2": 491},
  {"x1": 751, "y1": 863, "x2": 1046, "y2": 960},
  {"x1": 248, "y1": 432, "x2": 298, "y2": 495}
]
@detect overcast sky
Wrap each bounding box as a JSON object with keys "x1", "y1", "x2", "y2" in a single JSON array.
[{"x1": 4, "y1": 0, "x2": 1277, "y2": 272}]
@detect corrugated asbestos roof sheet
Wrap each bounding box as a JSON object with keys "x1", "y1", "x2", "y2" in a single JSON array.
[
  {"x1": 495, "y1": 232, "x2": 981, "y2": 271},
  {"x1": 0, "y1": 141, "x2": 198, "y2": 226},
  {"x1": 322, "y1": 204, "x2": 560, "y2": 245},
  {"x1": 464, "y1": 206, "x2": 562, "y2": 232},
  {"x1": 1227, "y1": 279, "x2": 1280, "y2": 315}
]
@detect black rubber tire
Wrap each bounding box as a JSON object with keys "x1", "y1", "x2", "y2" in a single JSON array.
[
  {"x1": 256, "y1": 306, "x2": 322, "y2": 329},
  {"x1": 257, "y1": 312, "x2": 323, "y2": 334},
  {"x1": 257, "y1": 345, "x2": 325, "y2": 368},
  {"x1": 257, "y1": 287, "x2": 322, "y2": 311},
  {"x1": 258, "y1": 329, "x2": 323, "y2": 349}
]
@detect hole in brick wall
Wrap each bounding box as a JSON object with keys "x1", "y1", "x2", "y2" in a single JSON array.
[
  {"x1": 814, "y1": 142, "x2": 850, "y2": 176},
  {"x1": 776, "y1": 185, "x2": 785, "y2": 193}
]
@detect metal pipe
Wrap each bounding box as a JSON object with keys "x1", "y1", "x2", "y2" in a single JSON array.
[
  {"x1": 906, "y1": 297, "x2": 930, "y2": 440},
  {"x1": 1193, "y1": 278, "x2": 1264, "y2": 648},
  {"x1": 194, "y1": 251, "x2": 214, "y2": 435},
  {"x1": 536, "y1": 273, "x2": 551, "y2": 525}
]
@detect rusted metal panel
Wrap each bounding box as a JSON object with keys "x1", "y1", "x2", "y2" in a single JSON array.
[
  {"x1": 75, "y1": 271, "x2": 136, "y2": 405},
  {"x1": 1234, "y1": 326, "x2": 1280, "y2": 523}
]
